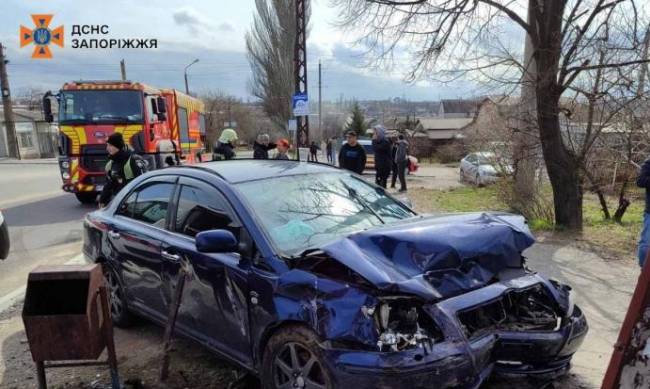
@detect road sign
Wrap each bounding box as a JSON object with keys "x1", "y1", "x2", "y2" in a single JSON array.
[{"x1": 292, "y1": 93, "x2": 309, "y2": 117}]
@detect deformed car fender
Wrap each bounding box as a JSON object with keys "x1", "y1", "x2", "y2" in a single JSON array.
[{"x1": 274, "y1": 268, "x2": 381, "y2": 348}]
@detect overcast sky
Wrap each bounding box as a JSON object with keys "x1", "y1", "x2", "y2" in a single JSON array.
[{"x1": 1, "y1": 0, "x2": 478, "y2": 101}]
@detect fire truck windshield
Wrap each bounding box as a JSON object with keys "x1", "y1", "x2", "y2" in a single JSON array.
[{"x1": 59, "y1": 90, "x2": 144, "y2": 125}]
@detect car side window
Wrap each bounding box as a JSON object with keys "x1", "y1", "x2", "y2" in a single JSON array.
[
  {"x1": 129, "y1": 183, "x2": 174, "y2": 228},
  {"x1": 466, "y1": 154, "x2": 477, "y2": 164},
  {"x1": 116, "y1": 191, "x2": 138, "y2": 218},
  {"x1": 175, "y1": 184, "x2": 239, "y2": 238}
]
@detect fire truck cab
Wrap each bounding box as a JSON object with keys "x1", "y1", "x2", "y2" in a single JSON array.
[{"x1": 44, "y1": 81, "x2": 206, "y2": 204}]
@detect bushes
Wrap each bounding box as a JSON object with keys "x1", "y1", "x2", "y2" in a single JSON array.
[{"x1": 436, "y1": 141, "x2": 466, "y2": 163}]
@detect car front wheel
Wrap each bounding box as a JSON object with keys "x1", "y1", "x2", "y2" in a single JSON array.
[
  {"x1": 262, "y1": 326, "x2": 333, "y2": 389},
  {"x1": 104, "y1": 267, "x2": 132, "y2": 327}
]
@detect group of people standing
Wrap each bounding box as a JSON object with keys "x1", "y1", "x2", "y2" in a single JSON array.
[
  {"x1": 338, "y1": 126, "x2": 409, "y2": 192},
  {"x1": 252, "y1": 134, "x2": 290, "y2": 160},
  {"x1": 369, "y1": 125, "x2": 409, "y2": 192}
]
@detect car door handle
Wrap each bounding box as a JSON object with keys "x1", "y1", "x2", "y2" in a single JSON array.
[
  {"x1": 108, "y1": 231, "x2": 120, "y2": 239},
  {"x1": 161, "y1": 250, "x2": 181, "y2": 262}
]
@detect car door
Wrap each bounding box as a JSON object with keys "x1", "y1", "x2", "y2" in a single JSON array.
[
  {"x1": 109, "y1": 176, "x2": 176, "y2": 320},
  {"x1": 465, "y1": 154, "x2": 478, "y2": 182},
  {"x1": 162, "y1": 177, "x2": 253, "y2": 367}
]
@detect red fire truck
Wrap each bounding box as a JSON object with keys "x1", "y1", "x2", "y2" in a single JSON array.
[{"x1": 43, "y1": 81, "x2": 206, "y2": 204}]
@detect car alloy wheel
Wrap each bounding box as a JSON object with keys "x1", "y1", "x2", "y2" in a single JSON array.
[
  {"x1": 105, "y1": 268, "x2": 132, "y2": 327},
  {"x1": 273, "y1": 342, "x2": 326, "y2": 389}
]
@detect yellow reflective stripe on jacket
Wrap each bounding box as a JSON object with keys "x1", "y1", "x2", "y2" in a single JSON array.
[{"x1": 105, "y1": 157, "x2": 135, "y2": 180}]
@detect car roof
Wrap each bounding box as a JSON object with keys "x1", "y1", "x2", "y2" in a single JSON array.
[{"x1": 182, "y1": 159, "x2": 342, "y2": 184}]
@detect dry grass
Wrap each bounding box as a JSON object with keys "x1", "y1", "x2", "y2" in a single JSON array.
[{"x1": 408, "y1": 186, "x2": 644, "y2": 261}]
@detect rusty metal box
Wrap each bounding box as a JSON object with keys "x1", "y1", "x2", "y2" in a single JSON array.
[{"x1": 22, "y1": 264, "x2": 106, "y2": 361}]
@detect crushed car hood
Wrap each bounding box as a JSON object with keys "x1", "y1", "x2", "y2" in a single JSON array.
[{"x1": 319, "y1": 212, "x2": 535, "y2": 300}]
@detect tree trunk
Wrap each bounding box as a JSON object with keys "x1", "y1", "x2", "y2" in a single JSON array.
[
  {"x1": 513, "y1": 2, "x2": 538, "y2": 211},
  {"x1": 536, "y1": 88, "x2": 583, "y2": 230}
]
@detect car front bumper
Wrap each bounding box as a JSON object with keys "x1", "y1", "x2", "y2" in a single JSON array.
[
  {"x1": 321, "y1": 343, "x2": 489, "y2": 389},
  {"x1": 318, "y1": 276, "x2": 588, "y2": 389}
]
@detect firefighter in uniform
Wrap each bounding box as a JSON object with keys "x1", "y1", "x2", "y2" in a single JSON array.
[{"x1": 99, "y1": 133, "x2": 146, "y2": 208}]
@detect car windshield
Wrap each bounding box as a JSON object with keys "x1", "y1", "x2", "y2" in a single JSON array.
[
  {"x1": 236, "y1": 173, "x2": 416, "y2": 256},
  {"x1": 59, "y1": 90, "x2": 144, "y2": 124},
  {"x1": 476, "y1": 154, "x2": 495, "y2": 165}
]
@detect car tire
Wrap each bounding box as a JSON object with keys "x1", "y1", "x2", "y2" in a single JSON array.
[
  {"x1": 75, "y1": 192, "x2": 97, "y2": 205},
  {"x1": 0, "y1": 220, "x2": 9, "y2": 260},
  {"x1": 475, "y1": 173, "x2": 483, "y2": 187},
  {"x1": 261, "y1": 325, "x2": 334, "y2": 389},
  {"x1": 459, "y1": 169, "x2": 464, "y2": 183},
  {"x1": 104, "y1": 266, "x2": 132, "y2": 328}
]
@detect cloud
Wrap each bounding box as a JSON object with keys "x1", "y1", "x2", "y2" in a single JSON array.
[
  {"x1": 172, "y1": 7, "x2": 234, "y2": 36},
  {"x1": 331, "y1": 43, "x2": 366, "y2": 68},
  {"x1": 218, "y1": 22, "x2": 235, "y2": 32}
]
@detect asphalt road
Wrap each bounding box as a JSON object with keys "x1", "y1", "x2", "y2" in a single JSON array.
[{"x1": 0, "y1": 161, "x2": 90, "y2": 307}]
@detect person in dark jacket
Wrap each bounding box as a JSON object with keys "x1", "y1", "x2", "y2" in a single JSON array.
[
  {"x1": 339, "y1": 131, "x2": 366, "y2": 174},
  {"x1": 390, "y1": 136, "x2": 398, "y2": 188},
  {"x1": 394, "y1": 134, "x2": 409, "y2": 192},
  {"x1": 212, "y1": 128, "x2": 238, "y2": 161},
  {"x1": 253, "y1": 133, "x2": 276, "y2": 159},
  {"x1": 637, "y1": 160, "x2": 650, "y2": 266},
  {"x1": 326, "y1": 139, "x2": 333, "y2": 164},
  {"x1": 99, "y1": 133, "x2": 146, "y2": 207},
  {"x1": 372, "y1": 125, "x2": 392, "y2": 188},
  {"x1": 309, "y1": 141, "x2": 320, "y2": 162}
]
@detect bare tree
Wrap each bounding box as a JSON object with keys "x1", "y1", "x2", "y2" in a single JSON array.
[
  {"x1": 203, "y1": 92, "x2": 273, "y2": 149},
  {"x1": 246, "y1": 0, "x2": 309, "y2": 131},
  {"x1": 333, "y1": 0, "x2": 650, "y2": 230}
]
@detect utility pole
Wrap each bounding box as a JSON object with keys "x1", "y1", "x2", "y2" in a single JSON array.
[
  {"x1": 0, "y1": 43, "x2": 19, "y2": 159},
  {"x1": 318, "y1": 60, "x2": 322, "y2": 140},
  {"x1": 120, "y1": 59, "x2": 127, "y2": 81},
  {"x1": 294, "y1": 0, "x2": 309, "y2": 151}
]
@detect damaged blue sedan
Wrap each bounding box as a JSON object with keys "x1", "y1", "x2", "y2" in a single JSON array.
[{"x1": 83, "y1": 160, "x2": 588, "y2": 389}]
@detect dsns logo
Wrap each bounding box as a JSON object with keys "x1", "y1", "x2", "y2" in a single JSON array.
[{"x1": 20, "y1": 15, "x2": 64, "y2": 59}]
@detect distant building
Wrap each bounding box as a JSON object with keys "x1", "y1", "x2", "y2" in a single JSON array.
[
  {"x1": 438, "y1": 99, "x2": 481, "y2": 118},
  {"x1": 0, "y1": 107, "x2": 58, "y2": 158},
  {"x1": 417, "y1": 117, "x2": 474, "y2": 142}
]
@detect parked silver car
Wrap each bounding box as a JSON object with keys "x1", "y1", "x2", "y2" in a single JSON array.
[
  {"x1": 460, "y1": 152, "x2": 509, "y2": 186},
  {"x1": 0, "y1": 211, "x2": 8, "y2": 260}
]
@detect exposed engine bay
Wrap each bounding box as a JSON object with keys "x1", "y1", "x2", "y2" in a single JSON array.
[
  {"x1": 457, "y1": 284, "x2": 561, "y2": 340},
  {"x1": 371, "y1": 297, "x2": 443, "y2": 352}
]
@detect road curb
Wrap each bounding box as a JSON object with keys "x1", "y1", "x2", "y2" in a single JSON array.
[{"x1": 0, "y1": 253, "x2": 85, "y2": 314}]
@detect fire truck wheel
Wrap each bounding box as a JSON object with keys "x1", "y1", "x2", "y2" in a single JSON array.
[{"x1": 75, "y1": 192, "x2": 98, "y2": 205}]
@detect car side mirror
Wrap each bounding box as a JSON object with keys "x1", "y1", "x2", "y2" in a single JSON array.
[{"x1": 196, "y1": 229, "x2": 238, "y2": 253}]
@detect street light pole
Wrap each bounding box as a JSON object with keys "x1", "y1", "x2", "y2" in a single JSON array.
[{"x1": 184, "y1": 59, "x2": 199, "y2": 95}]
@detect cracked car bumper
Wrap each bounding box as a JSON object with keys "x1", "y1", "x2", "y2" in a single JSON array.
[
  {"x1": 493, "y1": 305, "x2": 588, "y2": 378},
  {"x1": 320, "y1": 344, "x2": 491, "y2": 389}
]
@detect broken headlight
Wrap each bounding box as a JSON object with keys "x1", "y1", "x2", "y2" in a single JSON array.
[
  {"x1": 365, "y1": 297, "x2": 442, "y2": 352},
  {"x1": 550, "y1": 279, "x2": 575, "y2": 318}
]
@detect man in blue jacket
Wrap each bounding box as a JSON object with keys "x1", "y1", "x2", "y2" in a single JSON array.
[{"x1": 637, "y1": 160, "x2": 650, "y2": 266}]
